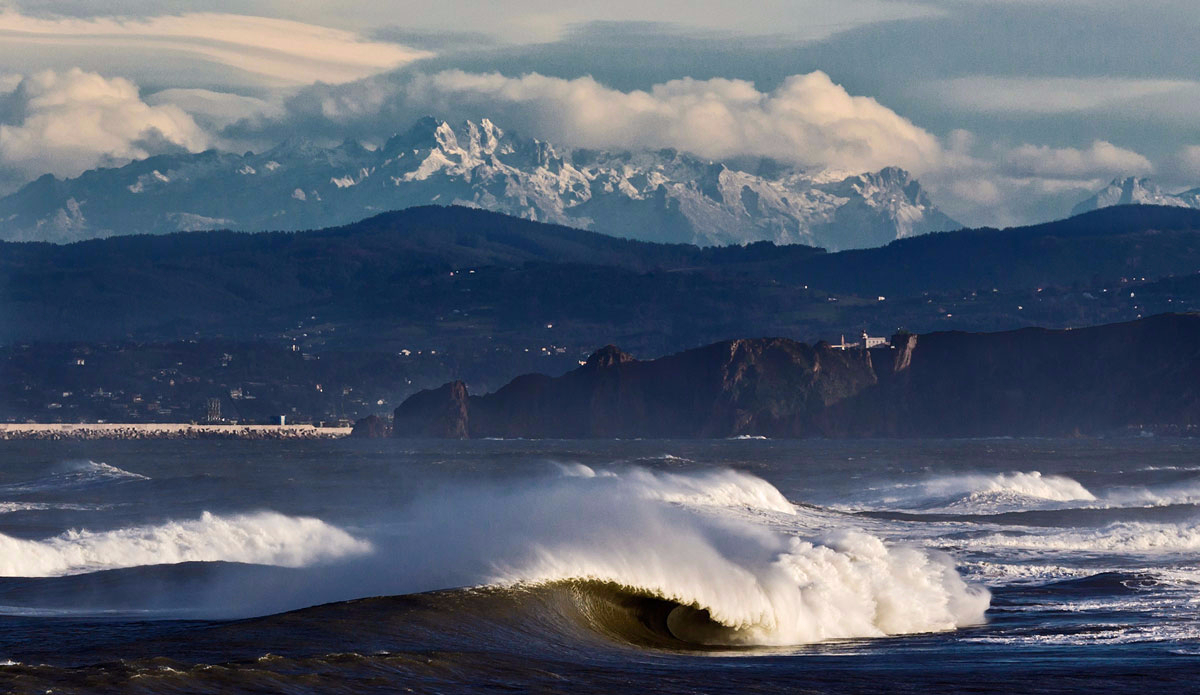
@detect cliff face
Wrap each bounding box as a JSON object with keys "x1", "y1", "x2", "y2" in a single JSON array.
[
  {"x1": 392, "y1": 381, "x2": 470, "y2": 439},
  {"x1": 391, "y1": 314, "x2": 1200, "y2": 439},
  {"x1": 847, "y1": 313, "x2": 1200, "y2": 437}
]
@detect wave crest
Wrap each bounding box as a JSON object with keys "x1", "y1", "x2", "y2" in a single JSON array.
[{"x1": 0, "y1": 511, "x2": 372, "y2": 577}]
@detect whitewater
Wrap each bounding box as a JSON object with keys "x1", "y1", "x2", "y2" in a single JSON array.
[{"x1": 0, "y1": 438, "x2": 1197, "y2": 693}]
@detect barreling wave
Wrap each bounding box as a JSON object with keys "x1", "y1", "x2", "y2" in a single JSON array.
[
  {"x1": 413, "y1": 467, "x2": 990, "y2": 647},
  {"x1": 0, "y1": 511, "x2": 372, "y2": 577},
  {"x1": 494, "y1": 531, "x2": 989, "y2": 647}
]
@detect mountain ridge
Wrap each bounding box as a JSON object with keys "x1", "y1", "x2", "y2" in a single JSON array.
[
  {"x1": 0, "y1": 117, "x2": 958, "y2": 250},
  {"x1": 1072, "y1": 176, "x2": 1200, "y2": 216}
]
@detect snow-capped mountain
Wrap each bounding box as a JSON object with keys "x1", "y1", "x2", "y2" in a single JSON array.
[
  {"x1": 1072, "y1": 177, "x2": 1200, "y2": 216},
  {"x1": 0, "y1": 117, "x2": 958, "y2": 250}
]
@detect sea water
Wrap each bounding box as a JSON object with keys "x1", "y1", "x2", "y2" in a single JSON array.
[{"x1": 0, "y1": 438, "x2": 1197, "y2": 693}]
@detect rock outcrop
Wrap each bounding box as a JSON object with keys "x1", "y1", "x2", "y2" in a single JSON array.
[
  {"x1": 392, "y1": 381, "x2": 470, "y2": 439},
  {"x1": 391, "y1": 314, "x2": 1200, "y2": 439},
  {"x1": 350, "y1": 414, "x2": 391, "y2": 438}
]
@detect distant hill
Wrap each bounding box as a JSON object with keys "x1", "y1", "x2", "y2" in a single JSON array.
[
  {"x1": 1072, "y1": 176, "x2": 1200, "y2": 216},
  {"x1": 0, "y1": 117, "x2": 957, "y2": 250},
  {"x1": 390, "y1": 314, "x2": 1200, "y2": 439},
  {"x1": 2, "y1": 202, "x2": 1200, "y2": 422},
  {"x1": 2, "y1": 204, "x2": 1200, "y2": 352}
]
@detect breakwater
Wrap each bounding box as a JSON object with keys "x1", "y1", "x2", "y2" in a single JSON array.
[{"x1": 0, "y1": 424, "x2": 352, "y2": 440}]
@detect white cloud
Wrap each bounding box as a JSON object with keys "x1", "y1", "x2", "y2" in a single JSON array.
[
  {"x1": 1002, "y1": 140, "x2": 1152, "y2": 178},
  {"x1": 928, "y1": 76, "x2": 1200, "y2": 121},
  {"x1": 0, "y1": 10, "x2": 431, "y2": 87},
  {"x1": 299, "y1": 70, "x2": 945, "y2": 174},
  {"x1": 0, "y1": 68, "x2": 209, "y2": 184}
]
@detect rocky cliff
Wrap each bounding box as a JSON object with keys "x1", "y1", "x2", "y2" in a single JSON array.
[{"x1": 393, "y1": 314, "x2": 1200, "y2": 439}]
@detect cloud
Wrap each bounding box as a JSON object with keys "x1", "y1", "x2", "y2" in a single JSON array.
[
  {"x1": 0, "y1": 68, "x2": 209, "y2": 186},
  {"x1": 285, "y1": 69, "x2": 945, "y2": 174},
  {"x1": 1002, "y1": 141, "x2": 1153, "y2": 178},
  {"x1": 146, "y1": 88, "x2": 283, "y2": 131},
  {"x1": 1175, "y1": 145, "x2": 1200, "y2": 181},
  {"x1": 928, "y1": 76, "x2": 1200, "y2": 121},
  {"x1": 0, "y1": 10, "x2": 431, "y2": 87}
]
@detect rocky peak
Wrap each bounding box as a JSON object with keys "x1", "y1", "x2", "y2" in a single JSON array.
[
  {"x1": 584, "y1": 345, "x2": 636, "y2": 368},
  {"x1": 1071, "y1": 176, "x2": 1200, "y2": 216}
]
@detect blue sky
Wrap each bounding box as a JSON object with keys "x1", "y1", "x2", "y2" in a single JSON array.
[{"x1": 0, "y1": 0, "x2": 1197, "y2": 226}]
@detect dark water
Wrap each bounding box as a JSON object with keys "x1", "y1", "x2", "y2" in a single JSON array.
[{"x1": 1, "y1": 438, "x2": 1199, "y2": 693}]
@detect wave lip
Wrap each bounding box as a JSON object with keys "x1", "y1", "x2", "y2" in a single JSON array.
[{"x1": 0, "y1": 511, "x2": 373, "y2": 577}]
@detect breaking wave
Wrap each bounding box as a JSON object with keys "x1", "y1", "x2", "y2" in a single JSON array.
[
  {"x1": 0, "y1": 460, "x2": 147, "y2": 496},
  {"x1": 385, "y1": 466, "x2": 987, "y2": 647},
  {"x1": 850, "y1": 471, "x2": 1096, "y2": 513},
  {"x1": 498, "y1": 530, "x2": 988, "y2": 647},
  {"x1": 0, "y1": 511, "x2": 373, "y2": 577},
  {"x1": 0, "y1": 465, "x2": 987, "y2": 647}
]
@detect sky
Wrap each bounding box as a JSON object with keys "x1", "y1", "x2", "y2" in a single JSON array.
[{"x1": 0, "y1": 0, "x2": 1197, "y2": 227}]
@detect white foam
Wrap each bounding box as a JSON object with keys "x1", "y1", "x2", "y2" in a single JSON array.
[
  {"x1": 0, "y1": 511, "x2": 372, "y2": 577},
  {"x1": 965, "y1": 623, "x2": 1200, "y2": 646},
  {"x1": 0, "y1": 502, "x2": 108, "y2": 514},
  {"x1": 966, "y1": 520, "x2": 1200, "y2": 555}
]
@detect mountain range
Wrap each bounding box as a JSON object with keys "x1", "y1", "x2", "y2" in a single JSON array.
[
  {"x1": 0, "y1": 117, "x2": 958, "y2": 250},
  {"x1": 1072, "y1": 176, "x2": 1200, "y2": 216}
]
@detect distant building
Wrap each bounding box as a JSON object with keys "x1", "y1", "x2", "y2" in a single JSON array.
[
  {"x1": 831, "y1": 331, "x2": 891, "y2": 350},
  {"x1": 205, "y1": 398, "x2": 222, "y2": 423}
]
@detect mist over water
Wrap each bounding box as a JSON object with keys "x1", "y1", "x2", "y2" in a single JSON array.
[{"x1": 0, "y1": 438, "x2": 1198, "y2": 692}]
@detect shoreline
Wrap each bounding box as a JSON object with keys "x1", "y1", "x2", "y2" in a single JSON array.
[{"x1": 0, "y1": 423, "x2": 353, "y2": 440}]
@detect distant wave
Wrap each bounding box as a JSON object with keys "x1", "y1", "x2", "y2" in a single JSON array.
[
  {"x1": 845, "y1": 469, "x2": 1200, "y2": 516},
  {"x1": 0, "y1": 511, "x2": 372, "y2": 577},
  {"x1": 0, "y1": 460, "x2": 147, "y2": 496},
  {"x1": 967, "y1": 519, "x2": 1200, "y2": 555},
  {"x1": 846, "y1": 471, "x2": 1096, "y2": 514}
]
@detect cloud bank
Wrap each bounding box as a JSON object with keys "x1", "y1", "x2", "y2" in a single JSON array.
[
  {"x1": 0, "y1": 10, "x2": 430, "y2": 87},
  {"x1": 0, "y1": 68, "x2": 209, "y2": 186},
  {"x1": 287, "y1": 70, "x2": 945, "y2": 175}
]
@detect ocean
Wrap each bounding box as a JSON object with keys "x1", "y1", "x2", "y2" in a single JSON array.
[{"x1": 0, "y1": 437, "x2": 1197, "y2": 693}]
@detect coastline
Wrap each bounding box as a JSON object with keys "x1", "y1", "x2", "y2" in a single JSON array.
[{"x1": 0, "y1": 423, "x2": 353, "y2": 440}]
